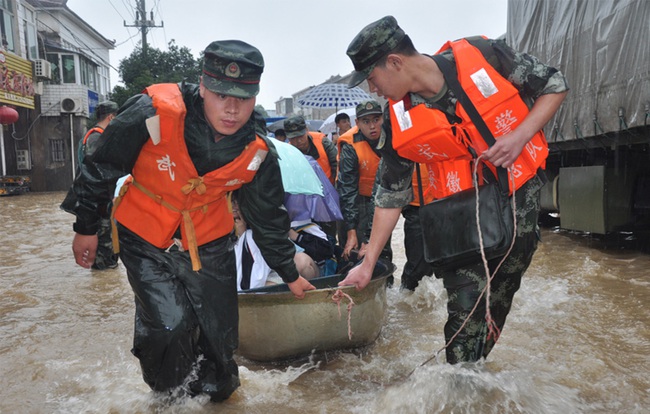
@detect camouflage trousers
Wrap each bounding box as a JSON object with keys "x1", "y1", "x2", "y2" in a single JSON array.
[
  {"x1": 435, "y1": 174, "x2": 544, "y2": 364},
  {"x1": 92, "y1": 216, "x2": 119, "y2": 270}
]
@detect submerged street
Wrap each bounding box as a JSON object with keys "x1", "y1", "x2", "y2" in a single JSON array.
[{"x1": 1, "y1": 192, "x2": 649, "y2": 413}]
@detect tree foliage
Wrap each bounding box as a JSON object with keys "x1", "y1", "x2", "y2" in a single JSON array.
[{"x1": 111, "y1": 40, "x2": 202, "y2": 106}]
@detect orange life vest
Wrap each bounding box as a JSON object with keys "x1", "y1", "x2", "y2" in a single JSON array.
[
  {"x1": 82, "y1": 126, "x2": 104, "y2": 145},
  {"x1": 390, "y1": 38, "x2": 547, "y2": 199},
  {"x1": 113, "y1": 83, "x2": 269, "y2": 271},
  {"x1": 309, "y1": 132, "x2": 334, "y2": 184},
  {"x1": 337, "y1": 126, "x2": 381, "y2": 197}
]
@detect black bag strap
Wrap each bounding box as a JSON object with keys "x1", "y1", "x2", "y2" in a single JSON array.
[
  {"x1": 416, "y1": 163, "x2": 425, "y2": 207},
  {"x1": 431, "y1": 53, "x2": 510, "y2": 193}
]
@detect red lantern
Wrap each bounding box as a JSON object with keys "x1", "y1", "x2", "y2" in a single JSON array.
[{"x1": 0, "y1": 106, "x2": 19, "y2": 125}]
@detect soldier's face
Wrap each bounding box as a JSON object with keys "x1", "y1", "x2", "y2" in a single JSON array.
[
  {"x1": 200, "y1": 82, "x2": 256, "y2": 136},
  {"x1": 357, "y1": 114, "x2": 383, "y2": 140},
  {"x1": 366, "y1": 56, "x2": 407, "y2": 101},
  {"x1": 288, "y1": 133, "x2": 310, "y2": 153},
  {"x1": 336, "y1": 118, "x2": 352, "y2": 134}
]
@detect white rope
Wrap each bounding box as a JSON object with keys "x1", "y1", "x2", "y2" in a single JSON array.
[{"x1": 474, "y1": 155, "x2": 518, "y2": 341}]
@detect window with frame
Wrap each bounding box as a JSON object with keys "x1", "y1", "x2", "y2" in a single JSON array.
[
  {"x1": 0, "y1": 0, "x2": 15, "y2": 53},
  {"x1": 46, "y1": 53, "x2": 60, "y2": 83},
  {"x1": 46, "y1": 53, "x2": 77, "y2": 84},
  {"x1": 80, "y1": 56, "x2": 97, "y2": 91},
  {"x1": 49, "y1": 138, "x2": 65, "y2": 163},
  {"x1": 22, "y1": 6, "x2": 37, "y2": 59},
  {"x1": 98, "y1": 65, "x2": 110, "y2": 96},
  {"x1": 61, "y1": 54, "x2": 75, "y2": 83}
]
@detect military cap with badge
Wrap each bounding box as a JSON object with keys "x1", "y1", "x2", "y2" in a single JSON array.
[
  {"x1": 202, "y1": 40, "x2": 265, "y2": 98},
  {"x1": 355, "y1": 100, "x2": 383, "y2": 118}
]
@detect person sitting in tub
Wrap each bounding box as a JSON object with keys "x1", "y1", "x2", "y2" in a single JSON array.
[{"x1": 233, "y1": 199, "x2": 320, "y2": 290}]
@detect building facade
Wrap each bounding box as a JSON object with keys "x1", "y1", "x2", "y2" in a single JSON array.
[
  {"x1": 0, "y1": 0, "x2": 114, "y2": 194},
  {"x1": 0, "y1": 0, "x2": 39, "y2": 194}
]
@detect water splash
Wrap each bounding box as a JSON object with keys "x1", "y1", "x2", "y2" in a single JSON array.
[{"x1": 365, "y1": 362, "x2": 584, "y2": 414}]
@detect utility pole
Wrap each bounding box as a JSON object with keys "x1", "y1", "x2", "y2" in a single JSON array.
[{"x1": 124, "y1": 0, "x2": 163, "y2": 58}]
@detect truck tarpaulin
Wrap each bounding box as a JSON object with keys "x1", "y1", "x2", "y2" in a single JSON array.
[{"x1": 506, "y1": 0, "x2": 649, "y2": 141}]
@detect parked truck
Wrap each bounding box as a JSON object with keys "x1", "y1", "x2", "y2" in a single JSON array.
[{"x1": 506, "y1": 0, "x2": 649, "y2": 236}]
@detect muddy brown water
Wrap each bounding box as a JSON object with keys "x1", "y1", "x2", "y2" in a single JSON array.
[{"x1": 1, "y1": 192, "x2": 648, "y2": 413}]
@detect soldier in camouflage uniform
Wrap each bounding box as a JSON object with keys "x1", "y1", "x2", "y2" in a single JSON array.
[{"x1": 339, "y1": 16, "x2": 569, "y2": 364}]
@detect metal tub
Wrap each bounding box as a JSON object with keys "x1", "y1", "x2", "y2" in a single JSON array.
[{"x1": 237, "y1": 260, "x2": 395, "y2": 362}]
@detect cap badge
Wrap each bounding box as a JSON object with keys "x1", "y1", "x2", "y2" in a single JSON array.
[
  {"x1": 226, "y1": 62, "x2": 241, "y2": 78},
  {"x1": 365, "y1": 102, "x2": 374, "y2": 110}
]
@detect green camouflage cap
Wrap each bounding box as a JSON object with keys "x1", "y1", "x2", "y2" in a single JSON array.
[
  {"x1": 356, "y1": 100, "x2": 383, "y2": 119},
  {"x1": 95, "y1": 100, "x2": 118, "y2": 118},
  {"x1": 202, "y1": 40, "x2": 264, "y2": 98},
  {"x1": 283, "y1": 115, "x2": 307, "y2": 139},
  {"x1": 346, "y1": 16, "x2": 405, "y2": 87}
]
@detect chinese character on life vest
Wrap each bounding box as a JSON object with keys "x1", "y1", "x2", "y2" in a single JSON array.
[
  {"x1": 525, "y1": 141, "x2": 544, "y2": 162},
  {"x1": 446, "y1": 170, "x2": 463, "y2": 194},
  {"x1": 157, "y1": 154, "x2": 177, "y2": 181},
  {"x1": 494, "y1": 109, "x2": 517, "y2": 136}
]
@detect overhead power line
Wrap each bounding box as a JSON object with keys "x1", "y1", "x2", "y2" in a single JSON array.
[{"x1": 123, "y1": 0, "x2": 163, "y2": 58}]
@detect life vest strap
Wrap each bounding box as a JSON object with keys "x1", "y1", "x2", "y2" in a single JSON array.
[
  {"x1": 126, "y1": 178, "x2": 214, "y2": 271},
  {"x1": 181, "y1": 177, "x2": 206, "y2": 195},
  {"x1": 110, "y1": 179, "x2": 131, "y2": 255}
]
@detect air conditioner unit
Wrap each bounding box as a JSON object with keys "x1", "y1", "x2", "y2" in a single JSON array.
[
  {"x1": 34, "y1": 59, "x2": 52, "y2": 80},
  {"x1": 60, "y1": 97, "x2": 82, "y2": 113}
]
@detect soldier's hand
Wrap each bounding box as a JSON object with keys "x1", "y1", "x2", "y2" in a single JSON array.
[
  {"x1": 72, "y1": 233, "x2": 98, "y2": 269},
  {"x1": 338, "y1": 260, "x2": 373, "y2": 291},
  {"x1": 483, "y1": 130, "x2": 527, "y2": 168},
  {"x1": 343, "y1": 230, "x2": 358, "y2": 260},
  {"x1": 288, "y1": 276, "x2": 316, "y2": 299},
  {"x1": 358, "y1": 243, "x2": 368, "y2": 258}
]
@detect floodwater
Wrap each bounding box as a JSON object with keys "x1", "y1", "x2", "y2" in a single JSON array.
[{"x1": 1, "y1": 192, "x2": 648, "y2": 414}]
